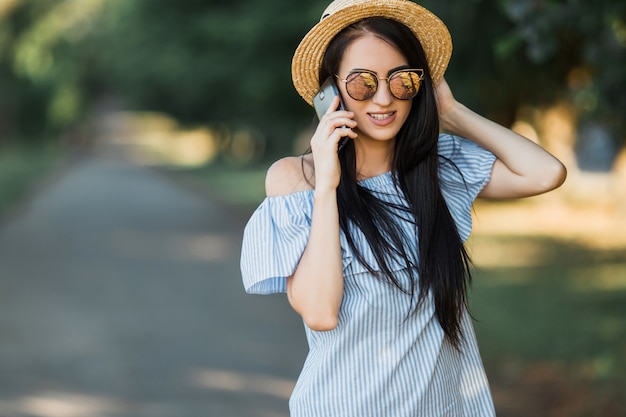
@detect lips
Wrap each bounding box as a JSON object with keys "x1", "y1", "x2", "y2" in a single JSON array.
[{"x1": 368, "y1": 111, "x2": 397, "y2": 126}]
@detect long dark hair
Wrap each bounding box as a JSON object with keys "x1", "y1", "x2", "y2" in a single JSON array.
[{"x1": 316, "y1": 17, "x2": 472, "y2": 349}]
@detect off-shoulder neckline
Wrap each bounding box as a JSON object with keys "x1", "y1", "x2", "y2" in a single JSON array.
[{"x1": 265, "y1": 171, "x2": 395, "y2": 201}]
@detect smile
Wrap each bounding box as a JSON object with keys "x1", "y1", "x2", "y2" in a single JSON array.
[{"x1": 368, "y1": 112, "x2": 396, "y2": 120}]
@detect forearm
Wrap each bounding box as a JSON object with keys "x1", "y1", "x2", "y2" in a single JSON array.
[
  {"x1": 441, "y1": 102, "x2": 566, "y2": 197},
  {"x1": 287, "y1": 188, "x2": 344, "y2": 331},
  {"x1": 443, "y1": 102, "x2": 550, "y2": 173}
]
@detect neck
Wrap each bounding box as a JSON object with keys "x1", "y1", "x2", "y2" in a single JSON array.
[{"x1": 354, "y1": 137, "x2": 395, "y2": 180}]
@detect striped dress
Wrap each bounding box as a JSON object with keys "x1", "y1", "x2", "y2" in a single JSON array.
[{"x1": 241, "y1": 134, "x2": 497, "y2": 417}]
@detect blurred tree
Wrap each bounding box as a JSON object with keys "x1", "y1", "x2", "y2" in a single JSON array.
[
  {"x1": 93, "y1": 0, "x2": 623, "y2": 157},
  {"x1": 1, "y1": 0, "x2": 623, "y2": 158},
  {"x1": 0, "y1": 0, "x2": 106, "y2": 144},
  {"x1": 424, "y1": 0, "x2": 625, "y2": 143},
  {"x1": 92, "y1": 0, "x2": 327, "y2": 156},
  {"x1": 502, "y1": 0, "x2": 625, "y2": 130}
]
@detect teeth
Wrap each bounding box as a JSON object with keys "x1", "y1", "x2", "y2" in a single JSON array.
[{"x1": 370, "y1": 113, "x2": 393, "y2": 120}]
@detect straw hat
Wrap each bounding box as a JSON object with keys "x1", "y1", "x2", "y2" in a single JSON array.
[{"x1": 292, "y1": 0, "x2": 452, "y2": 106}]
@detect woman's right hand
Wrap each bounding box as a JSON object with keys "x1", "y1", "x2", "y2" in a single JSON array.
[{"x1": 310, "y1": 97, "x2": 357, "y2": 192}]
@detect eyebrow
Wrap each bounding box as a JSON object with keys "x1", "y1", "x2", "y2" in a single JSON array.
[{"x1": 349, "y1": 65, "x2": 412, "y2": 77}]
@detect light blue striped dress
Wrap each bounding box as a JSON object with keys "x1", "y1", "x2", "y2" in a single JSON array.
[{"x1": 241, "y1": 134, "x2": 498, "y2": 417}]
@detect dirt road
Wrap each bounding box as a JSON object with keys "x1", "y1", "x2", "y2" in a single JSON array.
[{"x1": 0, "y1": 155, "x2": 306, "y2": 417}]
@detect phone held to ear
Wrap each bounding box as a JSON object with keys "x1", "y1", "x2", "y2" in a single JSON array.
[{"x1": 313, "y1": 78, "x2": 349, "y2": 152}]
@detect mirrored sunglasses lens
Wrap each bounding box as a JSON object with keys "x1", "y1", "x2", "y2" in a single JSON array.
[
  {"x1": 389, "y1": 71, "x2": 421, "y2": 99},
  {"x1": 346, "y1": 72, "x2": 377, "y2": 100}
]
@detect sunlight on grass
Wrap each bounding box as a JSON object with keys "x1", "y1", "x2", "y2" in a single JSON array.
[
  {"x1": 469, "y1": 231, "x2": 625, "y2": 415},
  {"x1": 101, "y1": 112, "x2": 220, "y2": 167},
  {"x1": 571, "y1": 263, "x2": 626, "y2": 291},
  {"x1": 468, "y1": 236, "x2": 552, "y2": 269}
]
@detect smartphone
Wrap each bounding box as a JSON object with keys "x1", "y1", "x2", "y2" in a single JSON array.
[{"x1": 313, "y1": 78, "x2": 349, "y2": 151}]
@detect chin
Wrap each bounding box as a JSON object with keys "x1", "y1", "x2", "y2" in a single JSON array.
[{"x1": 360, "y1": 129, "x2": 400, "y2": 143}]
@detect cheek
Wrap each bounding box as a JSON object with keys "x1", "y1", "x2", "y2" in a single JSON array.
[
  {"x1": 398, "y1": 102, "x2": 412, "y2": 123},
  {"x1": 342, "y1": 99, "x2": 367, "y2": 118},
  {"x1": 352, "y1": 107, "x2": 372, "y2": 127}
]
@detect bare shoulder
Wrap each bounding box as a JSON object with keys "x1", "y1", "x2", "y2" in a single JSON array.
[{"x1": 265, "y1": 154, "x2": 315, "y2": 197}]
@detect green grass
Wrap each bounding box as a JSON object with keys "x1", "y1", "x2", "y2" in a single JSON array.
[
  {"x1": 0, "y1": 145, "x2": 61, "y2": 217},
  {"x1": 473, "y1": 265, "x2": 625, "y2": 365},
  {"x1": 470, "y1": 236, "x2": 625, "y2": 361},
  {"x1": 469, "y1": 235, "x2": 626, "y2": 415}
]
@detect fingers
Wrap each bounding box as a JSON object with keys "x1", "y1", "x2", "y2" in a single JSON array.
[
  {"x1": 310, "y1": 97, "x2": 356, "y2": 156},
  {"x1": 316, "y1": 117, "x2": 357, "y2": 151},
  {"x1": 320, "y1": 115, "x2": 357, "y2": 131},
  {"x1": 317, "y1": 104, "x2": 356, "y2": 138},
  {"x1": 319, "y1": 104, "x2": 357, "y2": 131},
  {"x1": 324, "y1": 96, "x2": 343, "y2": 115},
  {"x1": 321, "y1": 98, "x2": 353, "y2": 121},
  {"x1": 322, "y1": 97, "x2": 355, "y2": 128},
  {"x1": 309, "y1": 98, "x2": 355, "y2": 190}
]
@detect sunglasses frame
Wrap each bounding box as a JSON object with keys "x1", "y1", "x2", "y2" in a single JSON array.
[{"x1": 337, "y1": 68, "x2": 425, "y2": 101}]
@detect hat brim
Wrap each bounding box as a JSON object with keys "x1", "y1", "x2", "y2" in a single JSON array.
[{"x1": 292, "y1": 0, "x2": 452, "y2": 106}]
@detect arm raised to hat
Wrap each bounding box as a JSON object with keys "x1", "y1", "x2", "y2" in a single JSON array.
[{"x1": 434, "y1": 78, "x2": 567, "y2": 198}]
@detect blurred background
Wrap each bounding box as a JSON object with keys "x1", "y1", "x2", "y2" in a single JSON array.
[{"x1": 0, "y1": 0, "x2": 624, "y2": 416}]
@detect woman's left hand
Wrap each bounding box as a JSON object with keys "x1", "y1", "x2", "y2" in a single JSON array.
[
  {"x1": 433, "y1": 79, "x2": 567, "y2": 199},
  {"x1": 433, "y1": 78, "x2": 458, "y2": 131}
]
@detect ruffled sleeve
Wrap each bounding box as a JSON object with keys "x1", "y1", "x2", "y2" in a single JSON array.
[
  {"x1": 240, "y1": 191, "x2": 313, "y2": 294},
  {"x1": 438, "y1": 134, "x2": 497, "y2": 241}
]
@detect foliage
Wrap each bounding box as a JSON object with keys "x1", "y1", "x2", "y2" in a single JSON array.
[
  {"x1": 423, "y1": 0, "x2": 626, "y2": 133},
  {"x1": 88, "y1": 0, "x2": 326, "y2": 154},
  {"x1": 0, "y1": 0, "x2": 106, "y2": 143},
  {"x1": 0, "y1": 0, "x2": 624, "y2": 154}
]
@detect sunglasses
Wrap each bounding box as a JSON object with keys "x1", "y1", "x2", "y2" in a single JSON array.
[{"x1": 337, "y1": 68, "x2": 424, "y2": 101}]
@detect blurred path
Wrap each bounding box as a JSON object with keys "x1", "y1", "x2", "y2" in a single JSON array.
[{"x1": 0, "y1": 153, "x2": 307, "y2": 417}]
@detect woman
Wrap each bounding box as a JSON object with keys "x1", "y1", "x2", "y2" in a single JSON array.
[{"x1": 241, "y1": 0, "x2": 566, "y2": 415}]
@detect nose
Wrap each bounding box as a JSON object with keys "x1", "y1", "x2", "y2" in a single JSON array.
[{"x1": 371, "y1": 78, "x2": 393, "y2": 106}]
